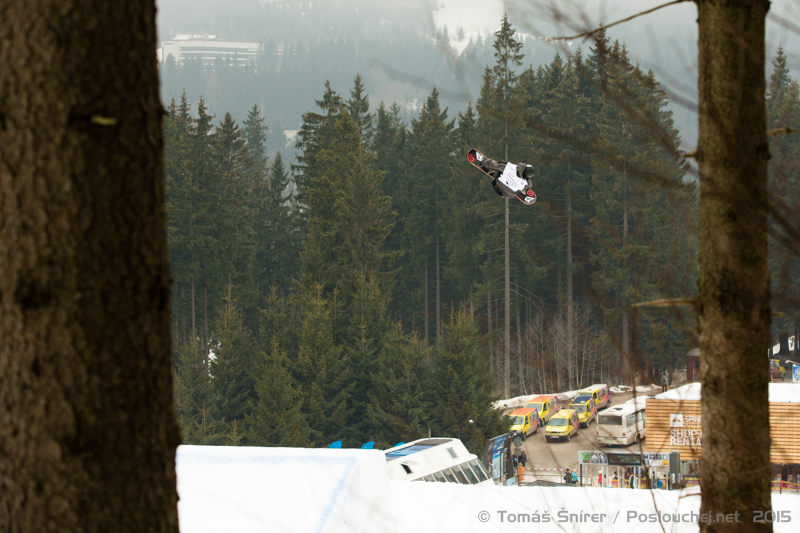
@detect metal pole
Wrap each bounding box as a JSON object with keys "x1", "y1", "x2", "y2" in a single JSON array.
[{"x1": 504, "y1": 197, "x2": 510, "y2": 399}]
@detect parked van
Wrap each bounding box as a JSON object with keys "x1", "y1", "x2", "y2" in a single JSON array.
[
  {"x1": 507, "y1": 407, "x2": 539, "y2": 439},
  {"x1": 524, "y1": 395, "x2": 560, "y2": 424},
  {"x1": 545, "y1": 409, "x2": 579, "y2": 442},
  {"x1": 568, "y1": 396, "x2": 597, "y2": 428},
  {"x1": 769, "y1": 359, "x2": 786, "y2": 381},
  {"x1": 573, "y1": 384, "x2": 612, "y2": 411}
]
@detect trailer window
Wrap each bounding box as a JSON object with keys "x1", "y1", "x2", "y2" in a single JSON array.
[
  {"x1": 460, "y1": 463, "x2": 479, "y2": 484},
  {"x1": 469, "y1": 459, "x2": 489, "y2": 482}
]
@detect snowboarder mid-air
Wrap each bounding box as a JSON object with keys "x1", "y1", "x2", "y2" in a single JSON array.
[{"x1": 467, "y1": 148, "x2": 537, "y2": 205}]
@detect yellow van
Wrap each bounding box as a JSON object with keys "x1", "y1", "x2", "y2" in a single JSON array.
[
  {"x1": 545, "y1": 409, "x2": 579, "y2": 442},
  {"x1": 770, "y1": 359, "x2": 786, "y2": 381},
  {"x1": 524, "y1": 395, "x2": 560, "y2": 424},
  {"x1": 507, "y1": 407, "x2": 539, "y2": 439},
  {"x1": 568, "y1": 396, "x2": 597, "y2": 428},
  {"x1": 574, "y1": 384, "x2": 612, "y2": 411}
]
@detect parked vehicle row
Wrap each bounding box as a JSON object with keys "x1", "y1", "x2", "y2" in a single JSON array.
[{"x1": 508, "y1": 384, "x2": 618, "y2": 444}]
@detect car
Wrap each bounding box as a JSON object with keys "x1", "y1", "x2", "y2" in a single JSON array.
[
  {"x1": 573, "y1": 384, "x2": 612, "y2": 410},
  {"x1": 568, "y1": 396, "x2": 597, "y2": 428},
  {"x1": 545, "y1": 409, "x2": 580, "y2": 442},
  {"x1": 506, "y1": 407, "x2": 540, "y2": 438},
  {"x1": 524, "y1": 395, "x2": 560, "y2": 425}
]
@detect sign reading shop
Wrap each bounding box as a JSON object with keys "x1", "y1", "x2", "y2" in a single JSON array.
[{"x1": 669, "y1": 413, "x2": 702, "y2": 447}]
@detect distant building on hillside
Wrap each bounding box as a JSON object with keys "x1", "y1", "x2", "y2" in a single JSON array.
[
  {"x1": 158, "y1": 34, "x2": 261, "y2": 66},
  {"x1": 283, "y1": 130, "x2": 299, "y2": 148}
]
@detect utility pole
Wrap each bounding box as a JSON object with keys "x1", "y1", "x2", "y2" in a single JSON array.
[
  {"x1": 504, "y1": 141, "x2": 511, "y2": 399},
  {"x1": 621, "y1": 157, "x2": 630, "y2": 378}
]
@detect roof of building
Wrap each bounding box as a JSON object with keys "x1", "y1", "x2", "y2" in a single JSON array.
[{"x1": 652, "y1": 382, "x2": 800, "y2": 403}]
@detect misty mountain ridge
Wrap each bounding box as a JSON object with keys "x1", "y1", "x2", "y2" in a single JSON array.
[{"x1": 157, "y1": 0, "x2": 800, "y2": 154}]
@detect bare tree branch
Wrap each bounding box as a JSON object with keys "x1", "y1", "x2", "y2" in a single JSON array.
[
  {"x1": 551, "y1": 0, "x2": 692, "y2": 41},
  {"x1": 632, "y1": 298, "x2": 696, "y2": 308},
  {"x1": 767, "y1": 126, "x2": 798, "y2": 136}
]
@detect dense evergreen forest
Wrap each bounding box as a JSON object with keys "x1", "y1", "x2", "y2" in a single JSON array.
[{"x1": 165, "y1": 18, "x2": 800, "y2": 450}]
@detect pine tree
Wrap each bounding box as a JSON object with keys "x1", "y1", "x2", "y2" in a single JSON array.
[
  {"x1": 187, "y1": 96, "x2": 219, "y2": 358},
  {"x1": 242, "y1": 103, "x2": 269, "y2": 175},
  {"x1": 347, "y1": 73, "x2": 374, "y2": 147},
  {"x1": 174, "y1": 340, "x2": 226, "y2": 445},
  {"x1": 766, "y1": 48, "x2": 800, "y2": 331},
  {"x1": 366, "y1": 324, "x2": 436, "y2": 448},
  {"x1": 293, "y1": 81, "x2": 344, "y2": 217},
  {"x1": 164, "y1": 92, "x2": 196, "y2": 348},
  {"x1": 292, "y1": 285, "x2": 353, "y2": 446},
  {"x1": 212, "y1": 112, "x2": 258, "y2": 315},
  {"x1": 209, "y1": 283, "x2": 256, "y2": 437},
  {"x1": 399, "y1": 87, "x2": 454, "y2": 346},
  {"x1": 247, "y1": 290, "x2": 308, "y2": 446},
  {"x1": 434, "y1": 306, "x2": 505, "y2": 454},
  {"x1": 491, "y1": 14, "x2": 524, "y2": 151},
  {"x1": 301, "y1": 110, "x2": 397, "y2": 307},
  {"x1": 252, "y1": 150, "x2": 299, "y2": 296}
]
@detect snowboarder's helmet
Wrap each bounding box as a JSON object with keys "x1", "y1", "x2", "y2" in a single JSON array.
[{"x1": 523, "y1": 165, "x2": 535, "y2": 179}]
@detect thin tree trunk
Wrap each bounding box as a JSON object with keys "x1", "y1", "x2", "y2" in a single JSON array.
[
  {"x1": 517, "y1": 313, "x2": 524, "y2": 394},
  {"x1": 0, "y1": 1, "x2": 180, "y2": 530},
  {"x1": 436, "y1": 233, "x2": 441, "y2": 346},
  {"x1": 191, "y1": 276, "x2": 196, "y2": 343},
  {"x1": 567, "y1": 190, "x2": 574, "y2": 389},
  {"x1": 180, "y1": 284, "x2": 187, "y2": 345},
  {"x1": 488, "y1": 291, "x2": 494, "y2": 372},
  {"x1": 203, "y1": 286, "x2": 209, "y2": 360},
  {"x1": 621, "y1": 159, "x2": 631, "y2": 381},
  {"x1": 424, "y1": 263, "x2": 429, "y2": 349},
  {"x1": 696, "y1": 0, "x2": 772, "y2": 529}
]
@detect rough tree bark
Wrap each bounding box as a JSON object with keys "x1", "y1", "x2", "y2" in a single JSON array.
[
  {"x1": 695, "y1": 0, "x2": 773, "y2": 530},
  {"x1": 0, "y1": 1, "x2": 181, "y2": 532}
]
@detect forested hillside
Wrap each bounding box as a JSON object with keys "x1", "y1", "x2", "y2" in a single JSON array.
[
  {"x1": 163, "y1": 17, "x2": 800, "y2": 450},
  {"x1": 158, "y1": 1, "x2": 562, "y2": 154}
]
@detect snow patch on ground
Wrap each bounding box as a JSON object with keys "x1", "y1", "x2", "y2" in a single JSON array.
[
  {"x1": 177, "y1": 445, "x2": 800, "y2": 533},
  {"x1": 493, "y1": 394, "x2": 539, "y2": 411},
  {"x1": 610, "y1": 384, "x2": 661, "y2": 395},
  {"x1": 494, "y1": 385, "x2": 662, "y2": 411},
  {"x1": 430, "y1": 0, "x2": 503, "y2": 55},
  {"x1": 177, "y1": 445, "x2": 398, "y2": 533},
  {"x1": 652, "y1": 382, "x2": 800, "y2": 403}
]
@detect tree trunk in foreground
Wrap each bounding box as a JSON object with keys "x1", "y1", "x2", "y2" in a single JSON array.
[
  {"x1": 0, "y1": 1, "x2": 181, "y2": 532},
  {"x1": 696, "y1": 0, "x2": 772, "y2": 530}
]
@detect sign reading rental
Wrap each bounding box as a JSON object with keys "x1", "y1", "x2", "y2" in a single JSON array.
[
  {"x1": 646, "y1": 384, "x2": 800, "y2": 463},
  {"x1": 669, "y1": 413, "x2": 702, "y2": 446}
]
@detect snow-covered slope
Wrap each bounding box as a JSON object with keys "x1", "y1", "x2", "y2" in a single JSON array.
[{"x1": 176, "y1": 445, "x2": 798, "y2": 533}]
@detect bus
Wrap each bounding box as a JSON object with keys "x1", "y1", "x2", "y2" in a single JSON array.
[
  {"x1": 596, "y1": 398, "x2": 646, "y2": 446},
  {"x1": 384, "y1": 438, "x2": 494, "y2": 486}
]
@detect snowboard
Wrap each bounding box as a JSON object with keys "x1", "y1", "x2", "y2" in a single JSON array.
[{"x1": 467, "y1": 148, "x2": 537, "y2": 205}]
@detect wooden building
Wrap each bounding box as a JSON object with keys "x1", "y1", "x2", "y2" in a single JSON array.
[{"x1": 646, "y1": 383, "x2": 800, "y2": 489}]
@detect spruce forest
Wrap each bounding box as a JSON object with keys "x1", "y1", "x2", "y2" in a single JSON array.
[{"x1": 165, "y1": 20, "x2": 800, "y2": 451}]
